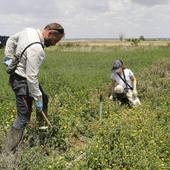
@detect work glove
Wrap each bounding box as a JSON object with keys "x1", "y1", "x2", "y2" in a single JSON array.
[
  {"x1": 35, "y1": 99, "x2": 43, "y2": 112},
  {"x1": 3, "y1": 57, "x2": 13, "y2": 66},
  {"x1": 133, "y1": 90, "x2": 138, "y2": 97},
  {"x1": 109, "y1": 95, "x2": 113, "y2": 100}
]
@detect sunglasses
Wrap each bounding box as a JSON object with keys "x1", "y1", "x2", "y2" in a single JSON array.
[{"x1": 51, "y1": 28, "x2": 64, "y2": 34}]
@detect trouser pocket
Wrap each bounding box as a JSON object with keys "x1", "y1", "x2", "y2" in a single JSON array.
[{"x1": 10, "y1": 74, "x2": 28, "y2": 96}]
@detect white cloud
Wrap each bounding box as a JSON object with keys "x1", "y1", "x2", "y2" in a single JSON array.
[
  {"x1": 131, "y1": 0, "x2": 170, "y2": 7},
  {"x1": 0, "y1": 0, "x2": 170, "y2": 38}
]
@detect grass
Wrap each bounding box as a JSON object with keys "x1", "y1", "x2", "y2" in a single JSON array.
[
  {"x1": 0, "y1": 45, "x2": 170, "y2": 169},
  {"x1": 41, "y1": 47, "x2": 170, "y2": 92}
]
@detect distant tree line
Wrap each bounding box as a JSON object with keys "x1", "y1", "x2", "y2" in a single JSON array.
[
  {"x1": 0, "y1": 36, "x2": 9, "y2": 48},
  {"x1": 126, "y1": 36, "x2": 145, "y2": 46}
]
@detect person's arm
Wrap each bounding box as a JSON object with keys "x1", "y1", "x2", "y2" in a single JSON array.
[
  {"x1": 109, "y1": 79, "x2": 116, "y2": 99},
  {"x1": 4, "y1": 32, "x2": 20, "y2": 59},
  {"x1": 130, "y1": 75, "x2": 136, "y2": 90},
  {"x1": 25, "y1": 44, "x2": 45, "y2": 101},
  {"x1": 130, "y1": 75, "x2": 138, "y2": 96},
  {"x1": 3, "y1": 32, "x2": 21, "y2": 66}
]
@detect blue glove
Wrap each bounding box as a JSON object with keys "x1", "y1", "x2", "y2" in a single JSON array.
[
  {"x1": 35, "y1": 100, "x2": 43, "y2": 112},
  {"x1": 3, "y1": 58, "x2": 13, "y2": 66}
]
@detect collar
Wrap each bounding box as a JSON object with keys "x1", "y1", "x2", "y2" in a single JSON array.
[{"x1": 36, "y1": 29, "x2": 45, "y2": 47}]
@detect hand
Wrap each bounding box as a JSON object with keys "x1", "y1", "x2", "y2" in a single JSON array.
[
  {"x1": 109, "y1": 95, "x2": 113, "y2": 100},
  {"x1": 35, "y1": 100, "x2": 43, "y2": 112},
  {"x1": 3, "y1": 58, "x2": 13, "y2": 66},
  {"x1": 133, "y1": 90, "x2": 138, "y2": 97}
]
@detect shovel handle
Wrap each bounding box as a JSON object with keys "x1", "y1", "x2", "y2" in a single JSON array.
[{"x1": 41, "y1": 111, "x2": 52, "y2": 128}]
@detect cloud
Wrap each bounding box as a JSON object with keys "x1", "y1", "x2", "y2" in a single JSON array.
[
  {"x1": 0, "y1": 0, "x2": 56, "y2": 15},
  {"x1": 131, "y1": 0, "x2": 170, "y2": 7},
  {"x1": 0, "y1": 0, "x2": 170, "y2": 38}
]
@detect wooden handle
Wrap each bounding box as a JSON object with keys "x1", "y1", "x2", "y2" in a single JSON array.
[{"x1": 41, "y1": 111, "x2": 52, "y2": 128}]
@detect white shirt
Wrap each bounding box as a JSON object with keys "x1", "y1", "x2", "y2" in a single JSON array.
[
  {"x1": 5, "y1": 28, "x2": 45, "y2": 100},
  {"x1": 111, "y1": 68, "x2": 134, "y2": 89}
]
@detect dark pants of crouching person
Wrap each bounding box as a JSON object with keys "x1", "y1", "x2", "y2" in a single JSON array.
[
  {"x1": 6, "y1": 73, "x2": 48, "y2": 153},
  {"x1": 115, "y1": 93, "x2": 130, "y2": 106}
]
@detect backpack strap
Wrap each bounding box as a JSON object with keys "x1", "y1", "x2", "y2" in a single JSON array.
[
  {"x1": 6, "y1": 42, "x2": 44, "y2": 74},
  {"x1": 117, "y1": 71, "x2": 133, "y2": 90},
  {"x1": 20, "y1": 42, "x2": 44, "y2": 58}
]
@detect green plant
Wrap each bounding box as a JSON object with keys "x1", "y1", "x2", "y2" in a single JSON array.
[{"x1": 0, "y1": 46, "x2": 169, "y2": 169}]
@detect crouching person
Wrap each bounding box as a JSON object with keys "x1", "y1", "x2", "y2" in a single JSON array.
[{"x1": 109, "y1": 59, "x2": 141, "y2": 107}]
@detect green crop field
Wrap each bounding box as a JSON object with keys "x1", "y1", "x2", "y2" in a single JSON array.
[{"x1": 0, "y1": 45, "x2": 170, "y2": 169}]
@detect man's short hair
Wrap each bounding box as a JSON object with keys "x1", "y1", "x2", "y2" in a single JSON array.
[{"x1": 44, "y1": 23, "x2": 64, "y2": 34}]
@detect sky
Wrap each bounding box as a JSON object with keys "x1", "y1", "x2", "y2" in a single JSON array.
[{"x1": 0, "y1": 0, "x2": 170, "y2": 39}]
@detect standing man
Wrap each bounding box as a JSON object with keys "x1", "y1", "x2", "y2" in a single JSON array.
[{"x1": 4, "y1": 22, "x2": 64, "y2": 153}]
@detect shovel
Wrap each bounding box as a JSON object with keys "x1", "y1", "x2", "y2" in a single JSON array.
[{"x1": 39, "y1": 111, "x2": 53, "y2": 130}]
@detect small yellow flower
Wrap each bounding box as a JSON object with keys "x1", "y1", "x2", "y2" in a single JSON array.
[{"x1": 48, "y1": 165, "x2": 52, "y2": 169}]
